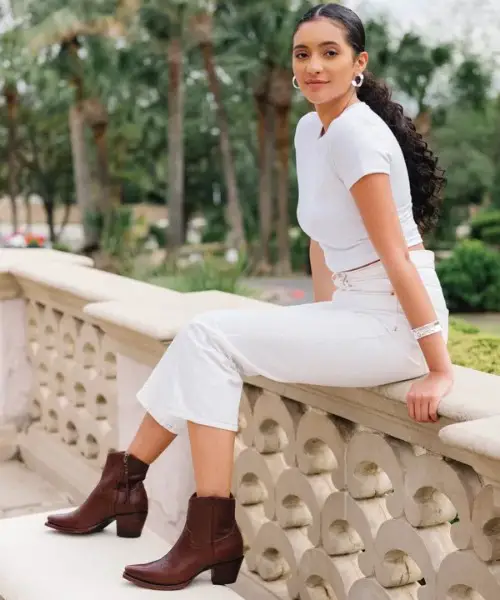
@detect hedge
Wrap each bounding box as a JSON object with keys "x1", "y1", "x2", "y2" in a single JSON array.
[{"x1": 448, "y1": 317, "x2": 500, "y2": 375}]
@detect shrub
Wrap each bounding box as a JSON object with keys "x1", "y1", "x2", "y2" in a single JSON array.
[
  {"x1": 448, "y1": 317, "x2": 500, "y2": 375},
  {"x1": 436, "y1": 240, "x2": 500, "y2": 312},
  {"x1": 149, "y1": 223, "x2": 167, "y2": 248},
  {"x1": 149, "y1": 256, "x2": 255, "y2": 296},
  {"x1": 469, "y1": 210, "x2": 500, "y2": 246},
  {"x1": 52, "y1": 241, "x2": 72, "y2": 253}
]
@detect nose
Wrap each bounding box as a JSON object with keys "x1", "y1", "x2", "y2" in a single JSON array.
[{"x1": 306, "y1": 55, "x2": 323, "y2": 74}]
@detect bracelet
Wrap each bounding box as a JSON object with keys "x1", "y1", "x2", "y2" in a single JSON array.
[{"x1": 412, "y1": 320, "x2": 442, "y2": 340}]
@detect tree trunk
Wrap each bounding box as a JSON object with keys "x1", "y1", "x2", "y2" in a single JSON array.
[
  {"x1": 269, "y1": 67, "x2": 293, "y2": 276},
  {"x1": 44, "y1": 200, "x2": 56, "y2": 242},
  {"x1": 166, "y1": 35, "x2": 185, "y2": 252},
  {"x1": 25, "y1": 195, "x2": 32, "y2": 232},
  {"x1": 57, "y1": 196, "x2": 72, "y2": 241},
  {"x1": 255, "y1": 94, "x2": 274, "y2": 274},
  {"x1": 414, "y1": 109, "x2": 431, "y2": 138},
  {"x1": 193, "y1": 12, "x2": 246, "y2": 252},
  {"x1": 5, "y1": 86, "x2": 19, "y2": 233},
  {"x1": 93, "y1": 123, "x2": 110, "y2": 207},
  {"x1": 69, "y1": 104, "x2": 98, "y2": 251},
  {"x1": 83, "y1": 98, "x2": 113, "y2": 215},
  {"x1": 274, "y1": 104, "x2": 291, "y2": 275}
]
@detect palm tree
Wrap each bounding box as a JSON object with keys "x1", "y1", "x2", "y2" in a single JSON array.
[
  {"x1": 191, "y1": 3, "x2": 246, "y2": 253},
  {"x1": 140, "y1": 0, "x2": 247, "y2": 254},
  {"x1": 223, "y1": 1, "x2": 314, "y2": 274},
  {"x1": 139, "y1": 0, "x2": 187, "y2": 254},
  {"x1": 0, "y1": 28, "x2": 27, "y2": 232},
  {"x1": 19, "y1": 3, "x2": 126, "y2": 250}
]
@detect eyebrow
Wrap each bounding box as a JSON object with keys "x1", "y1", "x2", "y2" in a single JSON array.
[{"x1": 293, "y1": 41, "x2": 341, "y2": 51}]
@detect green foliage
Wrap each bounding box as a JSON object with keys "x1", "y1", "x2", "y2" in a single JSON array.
[
  {"x1": 89, "y1": 205, "x2": 149, "y2": 274},
  {"x1": 149, "y1": 256, "x2": 254, "y2": 296},
  {"x1": 3, "y1": 0, "x2": 500, "y2": 275},
  {"x1": 469, "y1": 210, "x2": 500, "y2": 246},
  {"x1": 149, "y1": 223, "x2": 167, "y2": 247},
  {"x1": 436, "y1": 240, "x2": 500, "y2": 312},
  {"x1": 51, "y1": 241, "x2": 72, "y2": 252},
  {"x1": 448, "y1": 318, "x2": 500, "y2": 375}
]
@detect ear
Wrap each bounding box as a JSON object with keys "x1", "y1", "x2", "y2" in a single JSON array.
[{"x1": 357, "y1": 50, "x2": 369, "y2": 72}]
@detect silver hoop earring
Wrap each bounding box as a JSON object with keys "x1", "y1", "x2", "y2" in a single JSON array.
[
  {"x1": 292, "y1": 76, "x2": 300, "y2": 90},
  {"x1": 352, "y1": 73, "x2": 364, "y2": 88}
]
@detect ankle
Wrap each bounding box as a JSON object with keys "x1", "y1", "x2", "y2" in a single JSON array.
[
  {"x1": 195, "y1": 489, "x2": 231, "y2": 499},
  {"x1": 125, "y1": 451, "x2": 151, "y2": 470}
]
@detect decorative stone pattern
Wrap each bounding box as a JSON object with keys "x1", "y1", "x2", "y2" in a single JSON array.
[
  {"x1": 25, "y1": 298, "x2": 117, "y2": 470},
  {"x1": 10, "y1": 252, "x2": 500, "y2": 600},
  {"x1": 234, "y1": 383, "x2": 500, "y2": 600}
]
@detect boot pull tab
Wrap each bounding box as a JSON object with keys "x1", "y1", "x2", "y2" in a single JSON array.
[{"x1": 123, "y1": 452, "x2": 130, "y2": 503}]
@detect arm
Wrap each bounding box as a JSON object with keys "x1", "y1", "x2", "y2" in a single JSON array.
[
  {"x1": 310, "y1": 239, "x2": 336, "y2": 302},
  {"x1": 350, "y1": 174, "x2": 454, "y2": 419}
]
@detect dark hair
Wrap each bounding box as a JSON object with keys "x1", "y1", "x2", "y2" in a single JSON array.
[{"x1": 294, "y1": 3, "x2": 446, "y2": 234}]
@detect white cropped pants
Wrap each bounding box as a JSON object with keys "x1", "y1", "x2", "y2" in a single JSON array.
[{"x1": 137, "y1": 250, "x2": 449, "y2": 434}]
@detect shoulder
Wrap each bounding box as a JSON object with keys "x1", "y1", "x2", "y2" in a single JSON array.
[
  {"x1": 326, "y1": 103, "x2": 393, "y2": 158},
  {"x1": 329, "y1": 102, "x2": 387, "y2": 140},
  {"x1": 324, "y1": 103, "x2": 393, "y2": 189},
  {"x1": 294, "y1": 111, "x2": 320, "y2": 144}
]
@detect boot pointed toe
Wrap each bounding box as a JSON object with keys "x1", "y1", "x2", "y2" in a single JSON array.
[{"x1": 43, "y1": 451, "x2": 149, "y2": 537}]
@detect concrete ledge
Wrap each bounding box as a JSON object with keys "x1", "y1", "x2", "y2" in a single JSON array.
[
  {"x1": 0, "y1": 248, "x2": 94, "y2": 270},
  {"x1": 439, "y1": 415, "x2": 500, "y2": 461},
  {"x1": 371, "y1": 364, "x2": 500, "y2": 423},
  {"x1": 85, "y1": 292, "x2": 275, "y2": 344},
  {"x1": 18, "y1": 425, "x2": 101, "y2": 504},
  {"x1": 0, "y1": 511, "x2": 245, "y2": 599},
  {"x1": 0, "y1": 424, "x2": 17, "y2": 462}
]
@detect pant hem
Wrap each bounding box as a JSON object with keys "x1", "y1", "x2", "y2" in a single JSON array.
[{"x1": 137, "y1": 391, "x2": 239, "y2": 433}]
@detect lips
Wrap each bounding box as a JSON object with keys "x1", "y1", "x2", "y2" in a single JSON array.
[{"x1": 305, "y1": 80, "x2": 329, "y2": 87}]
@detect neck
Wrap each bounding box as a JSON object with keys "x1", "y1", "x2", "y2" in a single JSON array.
[{"x1": 315, "y1": 89, "x2": 359, "y2": 135}]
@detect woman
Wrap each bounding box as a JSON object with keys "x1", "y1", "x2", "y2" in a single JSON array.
[{"x1": 45, "y1": 3, "x2": 454, "y2": 592}]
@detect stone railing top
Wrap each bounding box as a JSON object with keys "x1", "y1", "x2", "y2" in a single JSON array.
[
  {"x1": 0, "y1": 248, "x2": 93, "y2": 270},
  {"x1": 10, "y1": 259, "x2": 182, "y2": 304},
  {"x1": 376, "y1": 364, "x2": 500, "y2": 424},
  {"x1": 0, "y1": 248, "x2": 94, "y2": 300},
  {"x1": 85, "y1": 291, "x2": 276, "y2": 341},
  {"x1": 440, "y1": 415, "x2": 500, "y2": 461}
]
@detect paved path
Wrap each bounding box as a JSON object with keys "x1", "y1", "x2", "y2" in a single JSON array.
[
  {"x1": 0, "y1": 459, "x2": 71, "y2": 520},
  {"x1": 244, "y1": 276, "x2": 314, "y2": 305}
]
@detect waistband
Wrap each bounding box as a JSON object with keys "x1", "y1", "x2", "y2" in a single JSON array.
[{"x1": 332, "y1": 249, "x2": 436, "y2": 291}]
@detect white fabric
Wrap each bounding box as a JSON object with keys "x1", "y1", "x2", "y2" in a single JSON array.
[
  {"x1": 137, "y1": 250, "x2": 448, "y2": 434},
  {"x1": 295, "y1": 102, "x2": 423, "y2": 273}
]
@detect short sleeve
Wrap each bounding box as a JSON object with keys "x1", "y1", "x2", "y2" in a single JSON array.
[{"x1": 327, "y1": 125, "x2": 391, "y2": 190}]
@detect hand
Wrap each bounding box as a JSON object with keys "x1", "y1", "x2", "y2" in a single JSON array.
[{"x1": 406, "y1": 371, "x2": 454, "y2": 423}]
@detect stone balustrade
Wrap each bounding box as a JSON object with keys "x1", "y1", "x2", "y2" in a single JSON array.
[{"x1": 1, "y1": 249, "x2": 500, "y2": 600}]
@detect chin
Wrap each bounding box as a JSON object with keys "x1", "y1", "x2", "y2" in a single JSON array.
[{"x1": 305, "y1": 92, "x2": 335, "y2": 105}]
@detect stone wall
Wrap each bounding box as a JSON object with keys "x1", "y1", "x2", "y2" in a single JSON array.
[{"x1": 1, "y1": 249, "x2": 500, "y2": 599}]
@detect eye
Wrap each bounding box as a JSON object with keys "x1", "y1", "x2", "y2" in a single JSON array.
[
  {"x1": 325, "y1": 49, "x2": 337, "y2": 57},
  {"x1": 294, "y1": 52, "x2": 308, "y2": 59}
]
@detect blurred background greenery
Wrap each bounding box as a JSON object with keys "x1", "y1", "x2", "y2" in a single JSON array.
[{"x1": 0, "y1": 0, "x2": 499, "y2": 373}]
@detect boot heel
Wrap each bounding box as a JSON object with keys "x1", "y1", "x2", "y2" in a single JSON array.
[
  {"x1": 116, "y1": 512, "x2": 147, "y2": 538},
  {"x1": 211, "y1": 556, "x2": 244, "y2": 585}
]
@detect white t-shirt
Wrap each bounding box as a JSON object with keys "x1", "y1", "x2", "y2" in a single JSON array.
[{"x1": 295, "y1": 101, "x2": 422, "y2": 273}]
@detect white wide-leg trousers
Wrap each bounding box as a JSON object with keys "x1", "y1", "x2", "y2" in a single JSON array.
[{"x1": 136, "y1": 250, "x2": 449, "y2": 434}]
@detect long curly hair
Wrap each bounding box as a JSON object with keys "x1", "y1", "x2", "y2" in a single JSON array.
[{"x1": 294, "y1": 3, "x2": 446, "y2": 234}]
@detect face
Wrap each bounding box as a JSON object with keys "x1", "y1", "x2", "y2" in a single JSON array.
[{"x1": 292, "y1": 17, "x2": 368, "y2": 105}]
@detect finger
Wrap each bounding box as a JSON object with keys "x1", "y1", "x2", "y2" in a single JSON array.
[
  {"x1": 407, "y1": 394, "x2": 416, "y2": 421},
  {"x1": 414, "y1": 395, "x2": 423, "y2": 423},
  {"x1": 429, "y1": 397, "x2": 440, "y2": 422},
  {"x1": 423, "y1": 395, "x2": 432, "y2": 423}
]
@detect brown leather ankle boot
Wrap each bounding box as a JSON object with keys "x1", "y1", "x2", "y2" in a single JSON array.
[
  {"x1": 45, "y1": 451, "x2": 149, "y2": 537},
  {"x1": 123, "y1": 493, "x2": 244, "y2": 590}
]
